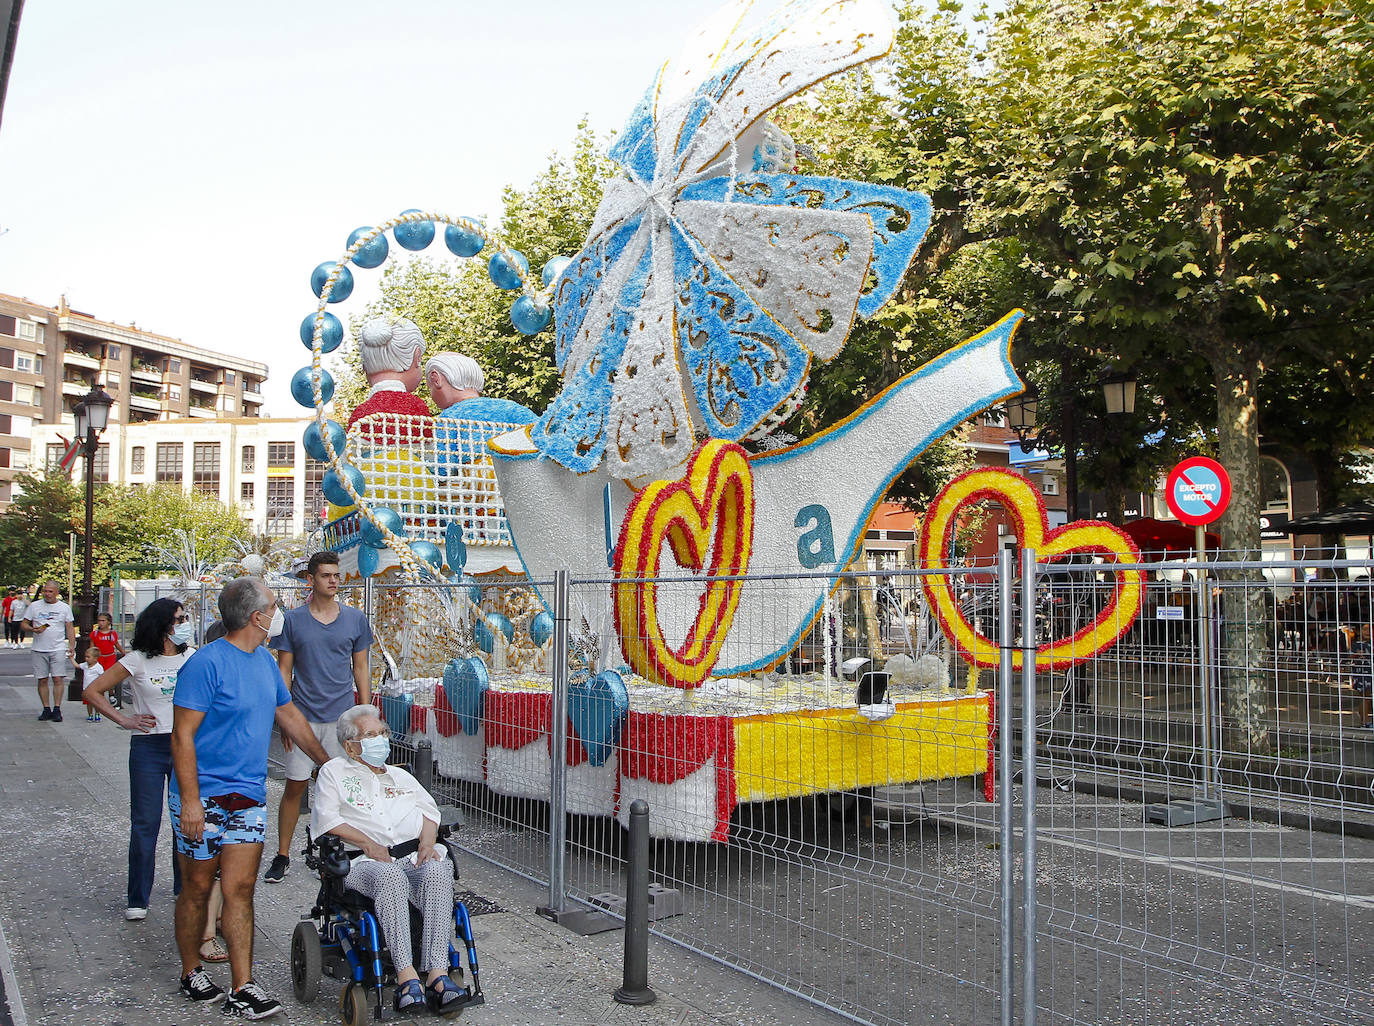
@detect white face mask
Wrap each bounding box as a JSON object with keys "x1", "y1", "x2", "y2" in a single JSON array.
[
  {"x1": 256, "y1": 607, "x2": 284, "y2": 638},
  {"x1": 170, "y1": 622, "x2": 195, "y2": 646}
]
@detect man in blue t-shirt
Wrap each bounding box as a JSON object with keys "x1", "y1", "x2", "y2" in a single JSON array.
[
  {"x1": 170, "y1": 576, "x2": 330, "y2": 1018},
  {"x1": 264, "y1": 550, "x2": 374, "y2": 884}
]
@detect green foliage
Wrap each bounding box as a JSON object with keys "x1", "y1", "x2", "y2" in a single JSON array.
[{"x1": 0, "y1": 472, "x2": 250, "y2": 592}]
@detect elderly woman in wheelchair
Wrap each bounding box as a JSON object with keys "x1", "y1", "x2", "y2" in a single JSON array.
[{"x1": 294, "y1": 704, "x2": 481, "y2": 1019}]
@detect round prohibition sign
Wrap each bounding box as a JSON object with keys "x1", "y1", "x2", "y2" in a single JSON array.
[{"x1": 1165, "y1": 456, "x2": 1231, "y2": 526}]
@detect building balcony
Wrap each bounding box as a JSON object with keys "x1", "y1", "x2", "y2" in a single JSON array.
[
  {"x1": 129, "y1": 394, "x2": 162, "y2": 412},
  {"x1": 188, "y1": 378, "x2": 217, "y2": 394},
  {"x1": 131, "y1": 366, "x2": 162, "y2": 384},
  {"x1": 188, "y1": 406, "x2": 216, "y2": 418},
  {"x1": 61, "y1": 380, "x2": 92, "y2": 398},
  {"x1": 63, "y1": 351, "x2": 100, "y2": 371},
  {"x1": 242, "y1": 391, "x2": 264, "y2": 405}
]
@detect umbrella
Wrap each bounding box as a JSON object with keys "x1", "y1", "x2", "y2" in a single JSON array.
[
  {"x1": 1286, "y1": 500, "x2": 1374, "y2": 534},
  {"x1": 1120, "y1": 518, "x2": 1220, "y2": 560}
]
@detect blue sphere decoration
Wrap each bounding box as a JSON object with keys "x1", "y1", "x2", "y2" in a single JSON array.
[
  {"x1": 474, "y1": 612, "x2": 515, "y2": 654},
  {"x1": 542, "y1": 256, "x2": 572, "y2": 286},
  {"x1": 393, "y1": 210, "x2": 435, "y2": 251},
  {"x1": 360, "y1": 506, "x2": 404, "y2": 548},
  {"x1": 488, "y1": 250, "x2": 528, "y2": 291},
  {"x1": 410, "y1": 540, "x2": 442, "y2": 572},
  {"x1": 302, "y1": 419, "x2": 346, "y2": 462},
  {"x1": 357, "y1": 544, "x2": 380, "y2": 578},
  {"x1": 299, "y1": 312, "x2": 344, "y2": 353},
  {"x1": 530, "y1": 611, "x2": 555, "y2": 648},
  {"x1": 347, "y1": 227, "x2": 389, "y2": 269},
  {"x1": 510, "y1": 296, "x2": 552, "y2": 336},
  {"x1": 311, "y1": 262, "x2": 354, "y2": 303},
  {"x1": 290, "y1": 366, "x2": 335, "y2": 408},
  {"x1": 444, "y1": 222, "x2": 486, "y2": 258},
  {"x1": 321, "y1": 464, "x2": 365, "y2": 507}
]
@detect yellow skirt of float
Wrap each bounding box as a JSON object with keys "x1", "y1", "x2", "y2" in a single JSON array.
[{"x1": 732, "y1": 693, "x2": 991, "y2": 803}]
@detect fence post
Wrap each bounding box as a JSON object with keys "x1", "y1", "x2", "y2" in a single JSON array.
[
  {"x1": 543, "y1": 569, "x2": 571, "y2": 917},
  {"x1": 996, "y1": 541, "x2": 1016, "y2": 1026},
  {"x1": 1020, "y1": 547, "x2": 1039, "y2": 1026}
]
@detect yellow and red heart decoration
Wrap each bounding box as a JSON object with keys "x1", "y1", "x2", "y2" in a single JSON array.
[
  {"x1": 613, "y1": 440, "x2": 755, "y2": 689},
  {"x1": 918, "y1": 468, "x2": 1145, "y2": 671}
]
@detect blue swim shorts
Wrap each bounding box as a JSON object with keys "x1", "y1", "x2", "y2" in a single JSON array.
[{"x1": 168, "y1": 791, "x2": 267, "y2": 860}]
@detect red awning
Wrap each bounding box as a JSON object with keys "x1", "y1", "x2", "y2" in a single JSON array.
[{"x1": 1120, "y1": 518, "x2": 1220, "y2": 560}]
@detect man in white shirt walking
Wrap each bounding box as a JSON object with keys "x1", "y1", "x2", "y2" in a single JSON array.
[{"x1": 24, "y1": 581, "x2": 76, "y2": 722}]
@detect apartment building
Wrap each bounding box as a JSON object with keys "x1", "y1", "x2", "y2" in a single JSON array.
[
  {"x1": 29, "y1": 416, "x2": 329, "y2": 539},
  {"x1": 0, "y1": 293, "x2": 268, "y2": 507}
]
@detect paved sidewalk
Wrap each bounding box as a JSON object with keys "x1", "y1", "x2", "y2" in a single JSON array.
[{"x1": 0, "y1": 649, "x2": 842, "y2": 1026}]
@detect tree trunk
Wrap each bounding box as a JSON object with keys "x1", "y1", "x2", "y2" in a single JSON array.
[{"x1": 1211, "y1": 350, "x2": 1272, "y2": 754}]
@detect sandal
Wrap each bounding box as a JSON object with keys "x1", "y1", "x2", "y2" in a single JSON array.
[
  {"x1": 199, "y1": 937, "x2": 228, "y2": 963},
  {"x1": 394, "y1": 978, "x2": 425, "y2": 1012},
  {"x1": 426, "y1": 974, "x2": 468, "y2": 1014}
]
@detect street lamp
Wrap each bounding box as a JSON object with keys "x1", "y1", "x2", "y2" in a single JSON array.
[
  {"x1": 75, "y1": 383, "x2": 114, "y2": 660},
  {"x1": 1099, "y1": 371, "x2": 1137, "y2": 416}
]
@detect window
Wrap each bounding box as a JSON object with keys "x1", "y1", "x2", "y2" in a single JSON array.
[
  {"x1": 223, "y1": 371, "x2": 235, "y2": 385},
  {"x1": 17, "y1": 320, "x2": 35, "y2": 341},
  {"x1": 15, "y1": 354, "x2": 34, "y2": 374},
  {"x1": 92, "y1": 444, "x2": 109, "y2": 483},
  {"x1": 106, "y1": 372, "x2": 121, "y2": 388},
  {"x1": 0, "y1": 447, "x2": 9, "y2": 469},
  {"x1": 240, "y1": 481, "x2": 255, "y2": 504},
  {"x1": 268, "y1": 442, "x2": 295, "y2": 468},
  {"x1": 306, "y1": 458, "x2": 328, "y2": 520},
  {"x1": 241, "y1": 445, "x2": 255, "y2": 473},
  {"x1": 105, "y1": 344, "x2": 121, "y2": 360},
  {"x1": 0, "y1": 348, "x2": 10, "y2": 369},
  {"x1": 192, "y1": 442, "x2": 221, "y2": 495},
  {"x1": 46, "y1": 442, "x2": 65, "y2": 471},
  {"x1": 155, "y1": 442, "x2": 183, "y2": 483},
  {"x1": 266, "y1": 476, "x2": 295, "y2": 537},
  {"x1": 168, "y1": 386, "x2": 181, "y2": 402},
  {"x1": 131, "y1": 446, "x2": 145, "y2": 474},
  {"x1": 166, "y1": 358, "x2": 181, "y2": 373},
  {"x1": 13, "y1": 383, "x2": 32, "y2": 404},
  {"x1": 0, "y1": 381, "x2": 9, "y2": 402},
  {"x1": 1041, "y1": 476, "x2": 1059, "y2": 496},
  {"x1": 0, "y1": 414, "x2": 9, "y2": 434},
  {"x1": 12, "y1": 449, "x2": 28, "y2": 471},
  {"x1": 0, "y1": 315, "x2": 13, "y2": 336},
  {"x1": 219, "y1": 395, "x2": 235, "y2": 412}
]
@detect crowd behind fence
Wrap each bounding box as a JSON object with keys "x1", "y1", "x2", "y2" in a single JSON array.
[{"x1": 108, "y1": 557, "x2": 1372, "y2": 1025}]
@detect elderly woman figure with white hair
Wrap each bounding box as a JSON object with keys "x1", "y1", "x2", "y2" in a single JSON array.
[
  {"x1": 348, "y1": 316, "x2": 434, "y2": 444},
  {"x1": 425, "y1": 352, "x2": 536, "y2": 472},
  {"x1": 311, "y1": 705, "x2": 465, "y2": 1014}
]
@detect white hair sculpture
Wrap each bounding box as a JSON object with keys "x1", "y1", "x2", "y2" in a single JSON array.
[
  {"x1": 359, "y1": 316, "x2": 425, "y2": 375},
  {"x1": 425, "y1": 352, "x2": 484, "y2": 394}
]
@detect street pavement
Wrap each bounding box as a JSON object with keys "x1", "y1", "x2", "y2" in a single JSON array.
[{"x1": 0, "y1": 645, "x2": 843, "y2": 1026}]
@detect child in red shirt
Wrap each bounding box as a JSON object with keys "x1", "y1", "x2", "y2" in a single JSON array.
[{"x1": 89, "y1": 612, "x2": 125, "y2": 716}]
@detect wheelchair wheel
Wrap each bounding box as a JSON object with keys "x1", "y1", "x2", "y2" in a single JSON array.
[
  {"x1": 339, "y1": 981, "x2": 369, "y2": 1026},
  {"x1": 291, "y1": 921, "x2": 322, "y2": 1003}
]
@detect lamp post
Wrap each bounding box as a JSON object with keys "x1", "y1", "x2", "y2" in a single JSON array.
[
  {"x1": 74, "y1": 384, "x2": 113, "y2": 658},
  {"x1": 1004, "y1": 365, "x2": 1137, "y2": 521}
]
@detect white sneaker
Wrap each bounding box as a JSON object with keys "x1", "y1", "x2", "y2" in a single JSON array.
[{"x1": 124, "y1": 906, "x2": 147, "y2": 921}]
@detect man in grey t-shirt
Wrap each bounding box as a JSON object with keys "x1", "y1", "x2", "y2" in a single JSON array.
[
  {"x1": 263, "y1": 552, "x2": 373, "y2": 882},
  {"x1": 25, "y1": 581, "x2": 76, "y2": 722}
]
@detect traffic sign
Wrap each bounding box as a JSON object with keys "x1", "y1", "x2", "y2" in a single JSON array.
[{"x1": 1165, "y1": 456, "x2": 1231, "y2": 526}]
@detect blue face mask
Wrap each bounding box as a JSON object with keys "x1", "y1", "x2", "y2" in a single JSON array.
[
  {"x1": 358, "y1": 735, "x2": 390, "y2": 768},
  {"x1": 171, "y1": 622, "x2": 194, "y2": 646}
]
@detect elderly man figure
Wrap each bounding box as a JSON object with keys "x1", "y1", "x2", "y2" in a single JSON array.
[
  {"x1": 170, "y1": 576, "x2": 332, "y2": 1018},
  {"x1": 25, "y1": 581, "x2": 76, "y2": 722},
  {"x1": 312, "y1": 705, "x2": 466, "y2": 1015},
  {"x1": 425, "y1": 352, "x2": 536, "y2": 471},
  {"x1": 348, "y1": 316, "x2": 434, "y2": 444}
]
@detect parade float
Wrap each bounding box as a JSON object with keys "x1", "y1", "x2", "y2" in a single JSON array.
[{"x1": 291, "y1": 0, "x2": 1144, "y2": 842}]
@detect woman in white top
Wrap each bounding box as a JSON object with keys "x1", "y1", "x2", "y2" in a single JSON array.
[
  {"x1": 312, "y1": 705, "x2": 463, "y2": 1015},
  {"x1": 83, "y1": 598, "x2": 200, "y2": 924}
]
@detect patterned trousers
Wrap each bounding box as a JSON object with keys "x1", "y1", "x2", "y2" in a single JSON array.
[{"x1": 347, "y1": 855, "x2": 455, "y2": 973}]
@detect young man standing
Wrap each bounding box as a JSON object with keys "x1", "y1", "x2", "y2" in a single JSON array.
[
  {"x1": 24, "y1": 581, "x2": 76, "y2": 721},
  {"x1": 262, "y1": 551, "x2": 373, "y2": 883},
  {"x1": 171, "y1": 576, "x2": 331, "y2": 1017}
]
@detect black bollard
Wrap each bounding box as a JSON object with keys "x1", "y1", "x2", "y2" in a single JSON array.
[
  {"x1": 613, "y1": 799, "x2": 657, "y2": 1005},
  {"x1": 414, "y1": 739, "x2": 434, "y2": 792}
]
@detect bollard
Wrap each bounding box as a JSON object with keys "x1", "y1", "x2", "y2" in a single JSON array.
[
  {"x1": 414, "y1": 739, "x2": 434, "y2": 793},
  {"x1": 613, "y1": 800, "x2": 657, "y2": 1006}
]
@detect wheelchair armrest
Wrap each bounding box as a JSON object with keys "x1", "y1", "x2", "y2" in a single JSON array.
[{"x1": 437, "y1": 805, "x2": 465, "y2": 835}]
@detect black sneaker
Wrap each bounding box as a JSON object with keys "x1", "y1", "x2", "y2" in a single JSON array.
[
  {"x1": 180, "y1": 966, "x2": 226, "y2": 1004},
  {"x1": 37, "y1": 708, "x2": 52, "y2": 721},
  {"x1": 223, "y1": 979, "x2": 282, "y2": 1019},
  {"x1": 262, "y1": 854, "x2": 289, "y2": 883},
  {"x1": 51, "y1": 707, "x2": 63, "y2": 722}
]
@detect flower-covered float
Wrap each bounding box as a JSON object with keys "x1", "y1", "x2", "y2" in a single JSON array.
[{"x1": 294, "y1": 0, "x2": 1143, "y2": 842}]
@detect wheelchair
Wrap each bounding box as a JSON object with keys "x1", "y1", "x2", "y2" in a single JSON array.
[{"x1": 289, "y1": 806, "x2": 485, "y2": 1023}]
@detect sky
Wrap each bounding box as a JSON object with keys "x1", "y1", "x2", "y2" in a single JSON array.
[{"x1": 0, "y1": 1, "x2": 744, "y2": 415}]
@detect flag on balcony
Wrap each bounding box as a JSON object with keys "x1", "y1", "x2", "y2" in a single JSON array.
[{"x1": 57, "y1": 435, "x2": 81, "y2": 475}]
